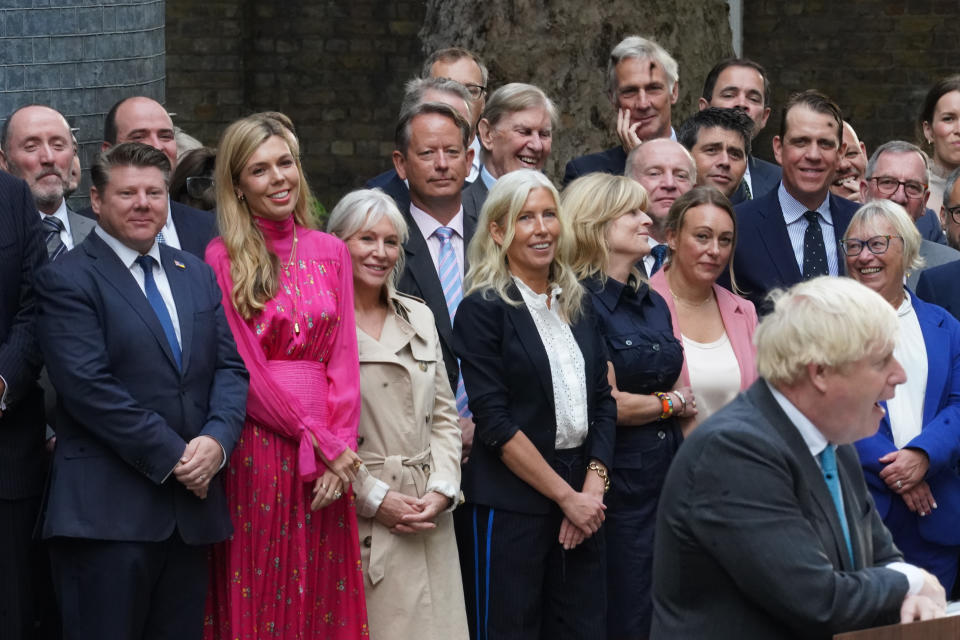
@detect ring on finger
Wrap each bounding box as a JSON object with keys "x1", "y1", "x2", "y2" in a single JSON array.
[
  {"x1": 896, "y1": 480, "x2": 903, "y2": 489},
  {"x1": 333, "y1": 490, "x2": 343, "y2": 500}
]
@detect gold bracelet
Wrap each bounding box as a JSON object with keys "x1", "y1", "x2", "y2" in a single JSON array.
[{"x1": 588, "y1": 461, "x2": 611, "y2": 493}]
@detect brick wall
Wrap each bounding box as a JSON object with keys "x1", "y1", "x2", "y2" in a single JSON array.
[
  {"x1": 0, "y1": 0, "x2": 166, "y2": 208},
  {"x1": 166, "y1": 0, "x2": 426, "y2": 211},
  {"x1": 743, "y1": 0, "x2": 960, "y2": 162}
]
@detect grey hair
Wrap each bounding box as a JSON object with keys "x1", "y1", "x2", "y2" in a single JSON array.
[
  {"x1": 399, "y1": 76, "x2": 473, "y2": 122},
  {"x1": 421, "y1": 47, "x2": 489, "y2": 87},
  {"x1": 606, "y1": 35, "x2": 679, "y2": 100},
  {"x1": 756, "y1": 276, "x2": 899, "y2": 386},
  {"x1": 394, "y1": 101, "x2": 471, "y2": 156},
  {"x1": 865, "y1": 140, "x2": 929, "y2": 184},
  {"x1": 943, "y1": 166, "x2": 960, "y2": 206},
  {"x1": 844, "y1": 198, "x2": 924, "y2": 274},
  {"x1": 326, "y1": 188, "x2": 410, "y2": 295},
  {"x1": 481, "y1": 83, "x2": 559, "y2": 129}
]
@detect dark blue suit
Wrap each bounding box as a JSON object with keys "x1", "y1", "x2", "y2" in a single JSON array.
[
  {"x1": 0, "y1": 171, "x2": 50, "y2": 639},
  {"x1": 365, "y1": 169, "x2": 411, "y2": 214},
  {"x1": 917, "y1": 207, "x2": 948, "y2": 245},
  {"x1": 36, "y1": 232, "x2": 248, "y2": 639},
  {"x1": 731, "y1": 155, "x2": 783, "y2": 204},
  {"x1": 563, "y1": 146, "x2": 628, "y2": 187},
  {"x1": 916, "y1": 261, "x2": 960, "y2": 320},
  {"x1": 854, "y1": 291, "x2": 960, "y2": 592},
  {"x1": 729, "y1": 187, "x2": 858, "y2": 314},
  {"x1": 78, "y1": 200, "x2": 217, "y2": 259}
]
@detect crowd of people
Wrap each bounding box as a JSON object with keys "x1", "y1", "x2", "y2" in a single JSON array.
[{"x1": 2, "y1": 34, "x2": 960, "y2": 640}]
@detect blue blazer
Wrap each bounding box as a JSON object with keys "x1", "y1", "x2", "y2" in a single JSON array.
[
  {"x1": 917, "y1": 208, "x2": 948, "y2": 245},
  {"x1": 0, "y1": 171, "x2": 48, "y2": 499},
  {"x1": 36, "y1": 233, "x2": 248, "y2": 545},
  {"x1": 916, "y1": 261, "x2": 960, "y2": 320},
  {"x1": 365, "y1": 169, "x2": 411, "y2": 215},
  {"x1": 452, "y1": 286, "x2": 617, "y2": 515},
  {"x1": 854, "y1": 291, "x2": 960, "y2": 547},
  {"x1": 77, "y1": 200, "x2": 217, "y2": 259},
  {"x1": 729, "y1": 187, "x2": 858, "y2": 314},
  {"x1": 731, "y1": 155, "x2": 783, "y2": 204},
  {"x1": 562, "y1": 146, "x2": 628, "y2": 187}
]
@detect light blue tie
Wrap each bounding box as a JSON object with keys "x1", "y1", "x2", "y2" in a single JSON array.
[
  {"x1": 650, "y1": 244, "x2": 668, "y2": 275},
  {"x1": 136, "y1": 255, "x2": 182, "y2": 369},
  {"x1": 819, "y1": 446, "x2": 854, "y2": 567},
  {"x1": 434, "y1": 227, "x2": 471, "y2": 418}
]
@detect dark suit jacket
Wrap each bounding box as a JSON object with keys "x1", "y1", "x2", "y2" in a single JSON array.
[
  {"x1": 731, "y1": 155, "x2": 783, "y2": 204},
  {"x1": 366, "y1": 169, "x2": 411, "y2": 215},
  {"x1": 0, "y1": 172, "x2": 48, "y2": 499},
  {"x1": 36, "y1": 233, "x2": 248, "y2": 545},
  {"x1": 562, "y1": 146, "x2": 627, "y2": 187},
  {"x1": 460, "y1": 177, "x2": 489, "y2": 218},
  {"x1": 651, "y1": 381, "x2": 909, "y2": 640},
  {"x1": 916, "y1": 260, "x2": 960, "y2": 320},
  {"x1": 452, "y1": 286, "x2": 616, "y2": 514},
  {"x1": 77, "y1": 200, "x2": 217, "y2": 259},
  {"x1": 729, "y1": 188, "x2": 858, "y2": 314},
  {"x1": 906, "y1": 239, "x2": 960, "y2": 290},
  {"x1": 855, "y1": 291, "x2": 960, "y2": 549},
  {"x1": 395, "y1": 202, "x2": 478, "y2": 393},
  {"x1": 917, "y1": 207, "x2": 948, "y2": 245}
]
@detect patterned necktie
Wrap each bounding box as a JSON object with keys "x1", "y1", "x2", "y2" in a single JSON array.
[
  {"x1": 157, "y1": 230, "x2": 166, "y2": 245},
  {"x1": 42, "y1": 215, "x2": 67, "y2": 261},
  {"x1": 741, "y1": 178, "x2": 753, "y2": 200},
  {"x1": 819, "y1": 446, "x2": 854, "y2": 567},
  {"x1": 135, "y1": 255, "x2": 181, "y2": 369},
  {"x1": 434, "y1": 227, "x2": 471, "y2": 418},
  {"x1": 650, "y1": 244, "x2": 668, "y2": 275},
  {"x1": 802, "y1": 211, "x2": 829, "y2": 279}
]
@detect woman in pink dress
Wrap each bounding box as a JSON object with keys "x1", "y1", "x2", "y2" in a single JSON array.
[{"x1": 203, "y1": 113, "x2": 368, "y2": 639}]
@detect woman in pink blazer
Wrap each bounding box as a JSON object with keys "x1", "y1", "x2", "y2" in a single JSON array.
[{"x1": 649, "y1": 187, "x2": 758, "y2": 431}]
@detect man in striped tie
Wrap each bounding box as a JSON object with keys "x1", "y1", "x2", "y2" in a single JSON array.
[
  {"x1": 392, "y1": 101, "x2": 477, "y2": 456},
  {"x1": 1, "y1": 105, "x2": 96, "y2": 260}
]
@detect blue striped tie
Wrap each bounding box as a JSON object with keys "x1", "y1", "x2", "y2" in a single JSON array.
[{"x1": 434, "y1": 226, "x2": 471, "y2": 418}]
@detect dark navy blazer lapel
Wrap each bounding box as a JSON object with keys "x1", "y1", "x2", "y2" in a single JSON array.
[
  {"x1": 754, "y1": 190, "x2": 802, "y2": 284},
  {"x1": 160, "y1": 246, "x2": 194, "y2": 373},
  {"x1": 85, "y1": 234, "x2": 181, "y2": 373},
  {"x1": 503, "y1": 284, "x2": 555, "y2": 410},
  {"x1": 401, "y1": 209, "x2": 454, "y2": 341}
]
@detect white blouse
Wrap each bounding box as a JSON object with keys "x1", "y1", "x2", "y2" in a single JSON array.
[
  {"x1": 888, "y1": 294, "x2": 927, "y2": 449},
  {"x1": 513, "y1": 277, "x2": 589, "y2": 450},
  {"x1": 682, "y1": 331, "x2": 741, "y2": 425}
]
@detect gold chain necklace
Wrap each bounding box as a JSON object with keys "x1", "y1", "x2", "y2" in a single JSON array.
[{"x1": 282, "y1": 223, "x2": 302, "y2": 335}]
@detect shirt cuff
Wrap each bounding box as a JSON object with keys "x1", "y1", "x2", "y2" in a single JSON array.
[
  {"x1": 357, "y1": 478, "x2": 390, "y2": 519},
  {"x1": 425, "y1": 479, "x2": 459, "y2": 513},
  {"x1": 886, "y1": 562, "x2": 924, "y2": 595}
]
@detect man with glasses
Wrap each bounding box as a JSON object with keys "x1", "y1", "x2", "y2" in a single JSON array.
[
  {"x1": 860, "y1": 141, "x2": 959, "y2": 288},
  {"x1": 917, "y1": 167, "x2": 960, "y2": 321},
  {"x1": 563, "y1": 35, "x2": 679, "y2": 185}
]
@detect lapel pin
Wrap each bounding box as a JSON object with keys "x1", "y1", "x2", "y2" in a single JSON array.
[{"x1": 174, "y1": 260, "x2": 186, "y2": 269}]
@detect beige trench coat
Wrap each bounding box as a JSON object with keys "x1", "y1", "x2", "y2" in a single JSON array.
[{"x1": 353, "y1": 292, "x2": 467, "y2": 640}]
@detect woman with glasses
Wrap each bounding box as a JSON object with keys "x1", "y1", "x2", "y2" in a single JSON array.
[
  {"x1": 918, "y1": 75, "x2": 960, "y2": 213},
  {"x1": 843, "y1": 199, "x2": 960, "y2": 595},
  {"x1": 170, "y1": 147, "x2": 217, "y2": 211}
]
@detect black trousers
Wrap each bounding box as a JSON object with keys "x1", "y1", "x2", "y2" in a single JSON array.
[
  {"x1": 457, "y1": 448, "x2": 606, "y2": 640},
  {"x1": 48, "y1": 533, "x2": 208, "y2": 640}
]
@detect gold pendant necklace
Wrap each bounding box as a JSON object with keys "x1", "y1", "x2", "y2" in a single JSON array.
[{"x1": 283, "y1": 223, "x2": 301, "y2": 335}]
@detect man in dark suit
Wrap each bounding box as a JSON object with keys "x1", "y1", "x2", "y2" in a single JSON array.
[
  {"x1": 77, "y1": 96, "x2": 217, "y2": 258},
  {"x1": 699, "y1": 58, "x2": 782, "y2": 201},
  {"x1": 36, "y1": 143, "x2": 248, "y2": 640},
  {"x1": 940, "y1": 167, "x2": 960, "y2": 251},
  {"x1": 729, "y1": 90, "x2": 858, "y2": 314},
  {"x1": 677, "y1": 107, "x2": 752, "y2": 200},
  {"x1": 916, "y1": 261, "x2": 960, "y2": 320},
  {"x1": 392, "y1": 101, "x2": 476, "y2": 448},
  {"x1": 0, "y1": 171, "x2": 48, "y2": 640},
  {"x1": 652, "y1": 276, "x2": 946, "y2": 639},
  {"x1": 563, "y1": 35, "x2": 679, "y2": 186}
]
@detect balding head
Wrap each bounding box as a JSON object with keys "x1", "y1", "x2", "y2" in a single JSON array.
[
  {"x1": 104, "y1": 96, "x2": 178, "y2": 169},
  {"x1": 1, "y1": 105, "x2": 75, "y2": 214},
  {"x1": 625, "y1": 138, "x2": 696, "y2": 238}
]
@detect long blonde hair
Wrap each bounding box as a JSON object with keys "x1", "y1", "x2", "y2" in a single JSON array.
[
  {"x1": 466, "y1": 169, "x2": 584, "y2": 322},
  {"x1": 565, "y1": 173, "x2": 649, "y2": 286},
  {"x1": 215, "y1": 114, "x2": 316, "y2": 319}
]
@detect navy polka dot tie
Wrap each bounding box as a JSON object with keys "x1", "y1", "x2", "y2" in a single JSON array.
[{"x1": 802, "y1": 211, "x2": 828, "y2": 279}]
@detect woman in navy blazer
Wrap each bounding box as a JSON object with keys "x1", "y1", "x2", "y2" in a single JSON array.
[
  {"x1": 845, "y1": 199, "x2": 960, "y2": 594},
  {"x1": 453, "y1": 169, "x2": 616, "y2": 640}
]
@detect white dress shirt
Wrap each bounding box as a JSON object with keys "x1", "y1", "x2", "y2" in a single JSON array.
[
  {"x1": 767, "y1": 382, "x2": 924, "y2": 593},
  {"x1": 888, "y1": 293, "x2": 927, "y2": 449},
  {"x1": 41, "y1": 199, "x2": 75, "y2": 250}
]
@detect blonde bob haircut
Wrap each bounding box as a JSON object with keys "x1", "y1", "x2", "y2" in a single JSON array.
[
  {"x1": 564, "y1": 172, "x2": 649, "y2": 287},
  {"x1": 755, "y1": 276, "x2": 899, "y2": 387},
  {"x1": 326, "y1": 188, "x2": 409, "y2": 296},
  {"x1": 215, "y1": 113, "x2": 316, "y2": 319},
  {"x1": 843, "y1": 199, "x2": 924, "y2": 275},
  {"x1": 466, "y1": 169, "x2": 584, "y2": 323}
]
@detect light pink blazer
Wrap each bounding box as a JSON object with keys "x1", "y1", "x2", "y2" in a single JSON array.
[{"x1": 649, "y1": 269, "x2": 758, "y2": 391}]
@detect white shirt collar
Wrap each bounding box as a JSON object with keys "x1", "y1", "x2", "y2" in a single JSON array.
[
  {"x1": 409, "y1": 201, "x2": 465, "y2": 240},
  {"x1": 777, "y1": 183, "x2": 833, "y2": 225},
  {"x1": 767, "y1": 380, "x2": 829, "y2": 458},
  {"x1": 95, "y1": 225, "x2": 161, "y2": 269}
]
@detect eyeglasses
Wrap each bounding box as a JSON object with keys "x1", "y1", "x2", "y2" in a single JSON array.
[
  {"x1": 868, "y1": 176, "x2": 926, "y2": 199},
  {"x1": 945, "y1": 204, "x2": 960, "y2": 225},
  {"x1": 463, "y1": 83, "x2": 487, "y2": 99},
  {"x1": 839, "y1": 234, "x2": 903, "y2": 256},
  {"x1": 185, "y1": 176, "x2": 214, "y2": 199}
]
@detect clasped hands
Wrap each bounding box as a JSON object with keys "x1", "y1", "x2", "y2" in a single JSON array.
[
  {"x1": 174, "y1": 435, "x2": 223, "y2": 499},
  {"x1": 374, "y1": 490, "x2": 451, "y2": 534},
  {"x1": 558, "y1": 470, "x2": 607, "y2": 551},
  {"x1": 310, "y1": 445, "x2": 362, "y2": 511},
  {"x1": 878, "y1": 448, "x2": 935, "y2": 515}
]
